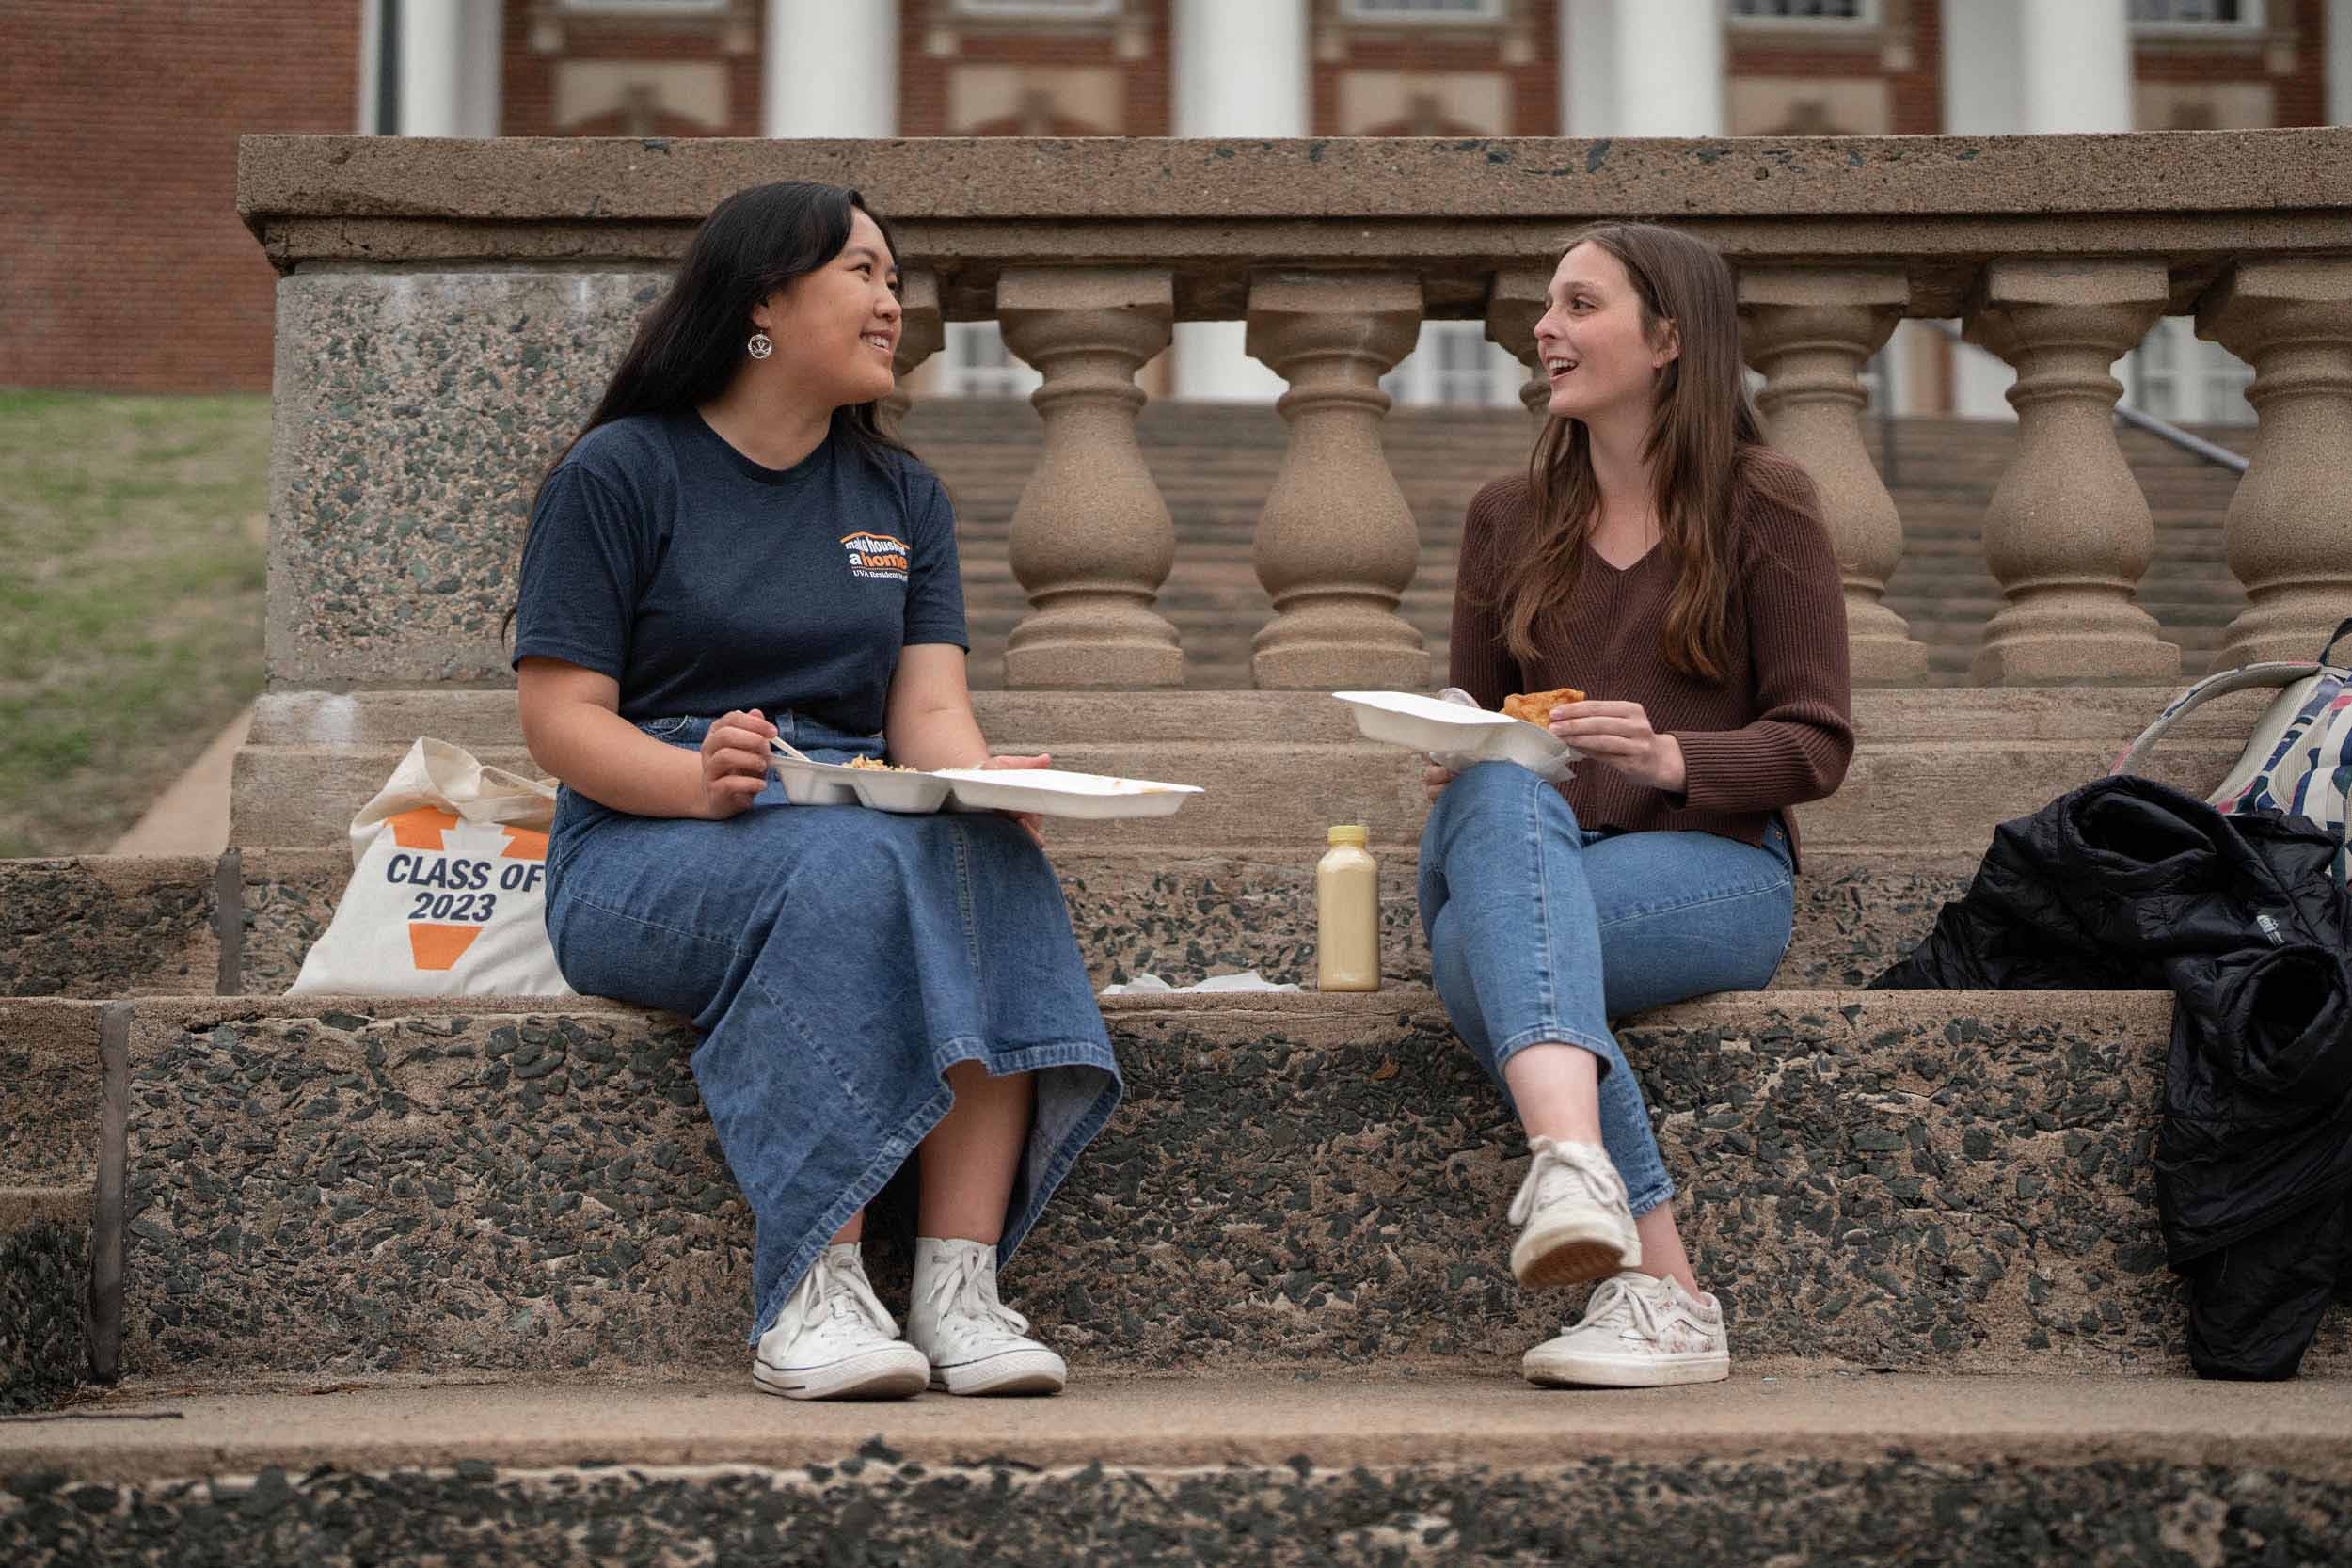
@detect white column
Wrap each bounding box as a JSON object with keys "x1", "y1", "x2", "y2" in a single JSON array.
[
  {"x1": 2016, "y1": 0, "x2": 2131, "y2": 135},
  {"x1": 1559, "y1": 0, "x2": 1719, "y2": 136},
  {"x1": 1614, "y1": 0, "x2": 1723, "y2": 136},
  {"x1": 1941, "y1": 0, "x2": 2021, "y2": 136},
  {"x1": 764, "y1": 0, "x2": 899, "y2": 138},
  {"x1": 396, "y1": 0, "x2": 466, "y2": 135},
  {"x1": 1559, "y1": 0, "x2": 1613, "y2": 135},
  {"x1": 1170, "y1": 0, "x2": 1306, "y2": 402},
  {"x1": 2331, "y1": 0, "x2": 2352, "y2": 125},
  {"x1": 458, "y1": 0, "x2": 503, "y2": 138}
]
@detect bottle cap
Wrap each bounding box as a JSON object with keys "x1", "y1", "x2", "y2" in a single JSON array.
[{"x1": 1327, "y1": 824, "x2": 1368, "y2": 847}]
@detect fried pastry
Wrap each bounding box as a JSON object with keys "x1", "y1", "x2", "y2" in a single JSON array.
[{"x1": 1502, "y1": 687, "x2": 1586, "y2": 729}]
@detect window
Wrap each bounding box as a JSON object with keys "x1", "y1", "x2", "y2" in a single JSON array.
[
  {"x1": 2128, "y1": 321, "x2": 2256, "y2": 427},
  {"x1": 1724, "y1": 0, "x2": 1879, "y2": 25},
  {"x1": 951, "y1": 0, "x2": 1120, "y2": 18},
  {"x1": 1339, "y1": 0, "x2": 1507, "y2": 23},
  {"x1": 2129, "y1": 0, "x2": 2264, "y2": 30},
  {"x1": 1382, "y1": 323, "x2": 1525, "y2": 409},
  {"x1": 940, "y1": 323, "x2": 1043, "y2": 400}
]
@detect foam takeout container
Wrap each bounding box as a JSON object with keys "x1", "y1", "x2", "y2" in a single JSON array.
[
  {"x1": 770, "y1": 745, "x2": 1202, "y2": 821},
  {"x1": 1332, "y1": 690, "x2": 1574, "y2": 771}
]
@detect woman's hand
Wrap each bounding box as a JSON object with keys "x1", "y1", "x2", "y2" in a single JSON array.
[
  {"x1": 699, "y1": 708, "x2": 777, "y2": 819},
  {"x1": 1549, "y1": 700, "x2": 1686, "y2": 794},
  {"x1": 979, "y1": 752, "x2": 1051, "y2": 846},
  {"x1": 1423, "y1": 757, "x2": 1457, "y2": 804}
]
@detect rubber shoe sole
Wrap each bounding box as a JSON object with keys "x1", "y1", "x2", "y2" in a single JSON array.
[
  {"x1": 928, "y1": 1347, "x2": 1068, "y2": 1397},
  {"x1": 752, "y1": 1343, "x2": 930, "y2": 1402},
  {"x1": 1510, "y1": 1214, "x2": 1640, "y2": 1290},
  {"x1": 1521, "y1": 1344, "x2": 1730, "y2": 1389}
]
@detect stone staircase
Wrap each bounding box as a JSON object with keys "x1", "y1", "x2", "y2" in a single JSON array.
[
  {"x1": 7, "y1": 666, "x2": 2350, "y2": 1559},
  {"x1": 0, "y1": 398, "x2": 2318, "y2": 1565},
  {"x1": 901, "y1": 401, "x2": 2253, "y2": 692}
]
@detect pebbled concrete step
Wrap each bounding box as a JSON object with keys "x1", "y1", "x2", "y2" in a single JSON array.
[
  {"x1": 6, "y1": 1372, "x2": 2349, "y2": 1566},
  {"x1": 0, "y1": 857, "x2": 226, "y2": 1000},
  {"x1": 1, "y1": 999, "x2": 113, "y2": 1412},
  {"x1": 108, "y1": 990, "x2": 2350, "y2": 1383},
  {"x1": 220, "y1": 846, "x2": 1965, "y2": 1000}
]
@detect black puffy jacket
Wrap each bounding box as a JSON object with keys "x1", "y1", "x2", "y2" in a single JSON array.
[{"x1": 1872, "y1": 776, "x2": 2352, "y2": 1380}]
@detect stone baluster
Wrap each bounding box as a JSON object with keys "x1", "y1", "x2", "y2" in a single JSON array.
[
  {"x1": 1738, "y1": 268, "x2": 1929, "y2": 685},
  {"x1": 1245, "y1": 271, "x2": 1429, "y2": 690},
  {"x1": 880, "y1": 268, "x2": 943, "y2": 436},
  {"x1": 995, "y1": 267, "x2": 1183, "y2": 689},
  {"x1": 1485, "y1": 267, "x2": 1554, "y2": 417},
  {"x1": 2196, "y1": 259, "x2": 2352, "y2": 669},
  {"x1": 1962, "y1": 261, "x2": 2181, "y2": 684}
]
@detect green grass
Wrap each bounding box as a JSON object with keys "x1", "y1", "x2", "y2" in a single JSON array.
[{"x1": 0, "y1": 389, "x2": 268, "y2": 857}]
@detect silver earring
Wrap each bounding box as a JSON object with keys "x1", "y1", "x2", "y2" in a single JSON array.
[{"x1": 747, "y1": 331, "x2": 773, "y2": 361}]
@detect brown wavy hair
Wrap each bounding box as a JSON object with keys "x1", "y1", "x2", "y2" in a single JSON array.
[{"x1": 1498, "y1": 223, "x2": 1764, "y2": 684}]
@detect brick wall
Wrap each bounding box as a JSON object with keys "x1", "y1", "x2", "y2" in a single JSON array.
[
  {"x1": 1, "y1": 0, "x2": 362, "y2": 393},
  {"x1": 501, "y1": 8, "x2": 764, "y2": 138}
]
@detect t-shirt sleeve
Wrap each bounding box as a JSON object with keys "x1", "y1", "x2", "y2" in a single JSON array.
[
  {"x1": 511, "y1": 465, "x2": 647, "y2": 679},
  {"x1": 902, "y1": 470, "x2": 969, "y2": 650}
]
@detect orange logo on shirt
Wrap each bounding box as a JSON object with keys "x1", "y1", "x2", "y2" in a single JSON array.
[{"x1": 840, "y1": 531, "x2": 911, "y2": 581}]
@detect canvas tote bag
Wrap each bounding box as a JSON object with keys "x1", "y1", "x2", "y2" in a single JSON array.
[{"x1": 290, "y1": 738, "x2": 576, "y2": 996}]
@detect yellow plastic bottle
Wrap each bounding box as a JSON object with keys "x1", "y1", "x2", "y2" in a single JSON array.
[{"x1": 1316, "y1": 825, "x2": 1381, "y2": 992}]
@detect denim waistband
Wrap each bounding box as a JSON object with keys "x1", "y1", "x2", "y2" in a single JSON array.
[{"x1": 630, "y1": 711, "x2": 882, "y2": 757}]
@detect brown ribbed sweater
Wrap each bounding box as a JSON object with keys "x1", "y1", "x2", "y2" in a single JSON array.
[{"x1": 1449, "y1": 446, "x2": 1854, "y2": 866}]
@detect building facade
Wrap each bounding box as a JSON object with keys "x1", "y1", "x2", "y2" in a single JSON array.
[{"x1": 8, "y1": 0, "x2": 2350, "y2": 413}]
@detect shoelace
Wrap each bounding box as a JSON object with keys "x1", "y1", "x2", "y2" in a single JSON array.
[
  {"x1": 920, "y1": 1245, "x2": 1033, "y2": 1340},
  {"x1": 1574, "y1": 1274, "x2": 1666, "y2": 1344},
  {"x1": 790, "y1": 1250, "x2": 899, "y2": 1341},
  {"x1": 1506, "y1": 1138, "x2": 1627, "y2": 1227}
]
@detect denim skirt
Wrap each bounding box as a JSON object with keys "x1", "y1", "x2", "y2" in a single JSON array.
[{"x1": 542, "y1": 712, "x2": 1122, "y2": 1342}]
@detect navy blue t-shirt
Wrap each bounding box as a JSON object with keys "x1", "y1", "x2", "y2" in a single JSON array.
[{"x1": 512, "y1": 411, "x2": 967, "y2": 736}]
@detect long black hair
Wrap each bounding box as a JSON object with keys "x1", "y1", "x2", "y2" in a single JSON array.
[{"x1": 508, "y1": 181, "x2": 915, "y2": 635}]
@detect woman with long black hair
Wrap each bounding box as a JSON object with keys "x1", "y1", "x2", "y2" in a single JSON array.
[
  {"x1": 511, "y1": 181, "x2": 1119, "y2": 1401},
  {"x1": 1420, "y1": 223, "x2": 1853, "y2": 1387}
]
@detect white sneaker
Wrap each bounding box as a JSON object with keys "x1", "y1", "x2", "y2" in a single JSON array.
[
  {"x1": 1522, "y1": 1269, "x2": 1731, "y2": 1388},
  {"x1": 1507, "y1": 1136, "x2": 1642, "y2": 1289},
  {"x1": 752, "y1": 1244, "x2": 930, "y2": 1402},
  {"x1": 905, "y1": 1237, "x2": 1068, "y2": 1396}
]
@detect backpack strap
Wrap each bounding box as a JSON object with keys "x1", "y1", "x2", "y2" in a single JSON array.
[
  {"x1": 2111, "y1": 660, "x2": 2324, "y2": 779},
  {"x1": 2322, "y1": 616, "x2": 2352, "y2": 667}
]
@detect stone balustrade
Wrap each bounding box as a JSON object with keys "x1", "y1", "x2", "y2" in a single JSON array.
[{"x1": 239, "y1": 130, "x2": 2352, "y2": 696}]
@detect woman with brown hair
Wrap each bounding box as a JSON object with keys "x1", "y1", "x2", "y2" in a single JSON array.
[{"x1": 1419, "y1": 224, "x2": 1853, "y2": 1387}]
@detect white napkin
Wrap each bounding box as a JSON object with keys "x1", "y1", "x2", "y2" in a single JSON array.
[
  {"x1": 1098, "y1": 969, "x2": 1304, "y2": 996},
  {"x1": 1432, "y1": 688, "x2": 1575, "y2": 784}
]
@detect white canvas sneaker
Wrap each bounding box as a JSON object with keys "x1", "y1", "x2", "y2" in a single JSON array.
[
  {"x1": 752, "y1": 1243, "x2": 930, "y2": 1402},
  {"x1": 905, "y1": 1237, "x2": 1068, "y2": 1396},
  {"x1": 1507, "y1": 1136, "x2": 1643, "y2": 1289},
  {"x1": 1521, "y1": 1269, "x2": 1731, "y2": 1388}
]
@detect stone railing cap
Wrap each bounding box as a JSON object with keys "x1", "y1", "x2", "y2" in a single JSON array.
[{"x1": 239, "y1": 130, "x2": 2352, "y2": 230}]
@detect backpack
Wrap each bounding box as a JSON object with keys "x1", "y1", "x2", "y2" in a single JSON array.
[{"x1": 2114, "y1": 617, "x2": 2352, "y2": 882}]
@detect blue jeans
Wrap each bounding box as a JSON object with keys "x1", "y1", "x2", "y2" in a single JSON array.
[
  {"x1": 1418, "y1": 761, "x2": 1796, "y2": 1217},
  {"x1": 542, "y1": 712, "x2": 1122, "y2": 1343}
]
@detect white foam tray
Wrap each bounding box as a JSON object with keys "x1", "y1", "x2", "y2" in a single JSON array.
[
  {"x1": 771, "y1": 748, "x2": 1201, "y2": 821},
  {"x1": 1332, "y1": 690, "x2": 1573, "y2": 770}
]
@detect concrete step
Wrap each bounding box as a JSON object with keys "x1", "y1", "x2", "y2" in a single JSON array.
[
  {"x1": 105, "y1": 990, "x2": 2349, "y2": 1384},
  {"x1": 230, "y1": 687, "x2": 2275, "y2": 860},
  {"x1": 1, "y1": 999, "x2": 112, "y2": 1412},
  {"x1": 0, "y1": 857, "x2": 226, "y2": 1000},
  {"x1": 214, "y1": 847, "x2": 1969, "y2": 1001},
  {"x1": 6, "y1": 1371, "x2": 2349, "y2": 1565}
]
